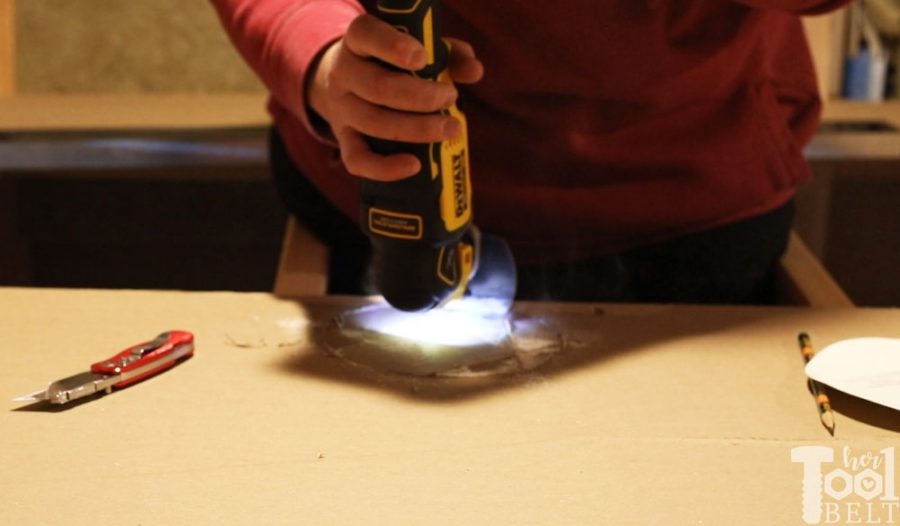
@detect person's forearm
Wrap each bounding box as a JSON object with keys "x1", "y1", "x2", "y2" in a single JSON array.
[
  {"x1": 731, "y1": 0, "x2": 852, "y2": 15},
  {"x1": 209, "y1": 0, "x2": 363, "y2": 130}
]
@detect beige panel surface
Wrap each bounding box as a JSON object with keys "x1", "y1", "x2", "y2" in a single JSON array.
[
  {"x1": 16, "y1": 0, "x2": 263, "y2": 93},
  {"x1": 1, "y1": 289, "x2": 899, "y2": 525},
  {"x1": 0, "y1": 93, "x2": 269, "y2": 130},
  {"x1": 0, "y1": 0, "x2": 13, "y2": 95}
]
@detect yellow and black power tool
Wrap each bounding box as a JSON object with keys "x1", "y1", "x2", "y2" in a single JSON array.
[{"x1": 362, "y1": 0, "x2": 516, "y2": 313}]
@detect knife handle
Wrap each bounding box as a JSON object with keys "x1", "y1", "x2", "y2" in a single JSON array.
[{"x1": 90, "y1": 331, "x2": 194, "y2": 388}]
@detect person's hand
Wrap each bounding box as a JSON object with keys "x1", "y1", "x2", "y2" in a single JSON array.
[{"x1": 307, "y1": 14, "x2": 484, "y2": 181}]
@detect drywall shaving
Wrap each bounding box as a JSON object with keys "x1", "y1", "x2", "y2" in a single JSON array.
[
  {"x1": 437, "y1": 318, "x2": 563, "y2": 378},
  {"x1": 223, "y1": 315, "x2": 310, "y2": 349}
]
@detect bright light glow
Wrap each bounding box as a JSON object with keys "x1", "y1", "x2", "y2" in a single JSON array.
[
  {"x1": 344, "y1": 300, "x2": 512, "y2": 348},
  {"x1": 371, "y1": 311, "x2": 509, "y2": 347}
]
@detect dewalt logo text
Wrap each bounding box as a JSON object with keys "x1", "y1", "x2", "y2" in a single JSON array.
[{"x1": 452, "y1": 150, "x2": 468, "y2": 218}]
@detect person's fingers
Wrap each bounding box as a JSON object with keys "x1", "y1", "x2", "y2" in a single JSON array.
[
  {"x1": 335, "y1": 127, "x2": 422, "y2": 181},
  {"x1": 326, "y1": 14, "x2": 475, "y2": 181},
  {"x1": 344, "y1": 56, "x2": 457, "y2": 112},
  {"x1": 338, "y1": 92, "x2": 461, "y2": 143},
  {"x1": 446, "y1": 38, "x2": 484, "y2": 84},
  {"x1": 344, "y1": 14, "x2": 427, "y2": 70}
]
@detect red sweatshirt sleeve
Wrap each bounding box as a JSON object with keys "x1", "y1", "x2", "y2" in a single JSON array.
[
  {"x1": 730, "y1": 0, "x2": 852, "y2": 15},
  {"x1": 210, "y1": 0, "x2": 364, "y2": 137}
]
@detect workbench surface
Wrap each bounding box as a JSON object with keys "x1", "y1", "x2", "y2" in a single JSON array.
[{"x1": 2, "y1": 288, "x2": 898, "y2": 525}]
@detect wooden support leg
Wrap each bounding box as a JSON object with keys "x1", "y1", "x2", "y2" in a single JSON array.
[
  {"x1": 776, "y1": 231, "x2": 854, "y2": 307},
  {"x1": 273, "y1": 217, "x2": 329, "y2": 297}
]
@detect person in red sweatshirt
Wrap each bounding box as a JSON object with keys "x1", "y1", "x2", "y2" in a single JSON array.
[{"x1": 211, "y1": 0, "x2": 850, "y2": 303}]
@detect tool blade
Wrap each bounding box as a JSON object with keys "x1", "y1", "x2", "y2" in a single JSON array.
[
  {"x1": 464, "y1": 232, "x2": 517, "y2": 313},
  {"x1": 13, "y1": 390, "x2": 49, "y2": 403}
]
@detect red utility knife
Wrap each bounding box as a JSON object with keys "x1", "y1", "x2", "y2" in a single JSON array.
[{"x1": 14, "y1": 331, "x2": 194, "y2": 405}]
